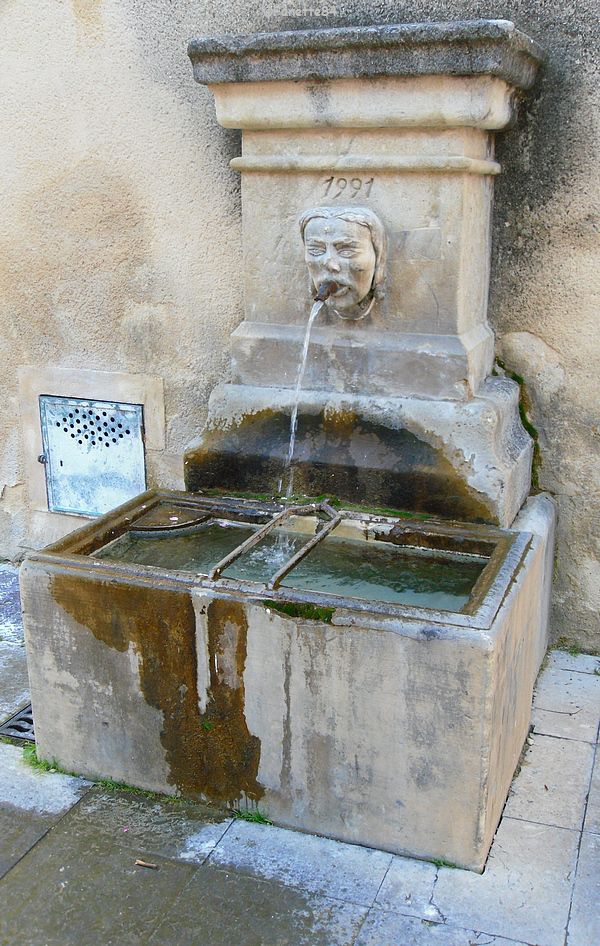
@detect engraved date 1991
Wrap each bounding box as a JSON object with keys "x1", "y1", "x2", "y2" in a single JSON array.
[{"x1": 322, "y1": 176, "x2": 374, "y2": 199}]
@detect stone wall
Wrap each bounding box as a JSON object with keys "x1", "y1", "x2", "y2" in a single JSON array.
[{"x1": 1, "y1": 1, "x2": 598, "y2": 650}]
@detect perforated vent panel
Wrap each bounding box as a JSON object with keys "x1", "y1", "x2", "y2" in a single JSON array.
[{"x1": 40, "y1": 395, "x2": 146, "y2": 516}]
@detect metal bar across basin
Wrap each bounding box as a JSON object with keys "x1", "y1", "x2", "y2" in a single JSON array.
[
  {"x1": 206, "y1": 500, "x2": 336, "y2": 580},
  {"x1": 267, "y1": 512, "x2": 343, "y2": 589}
]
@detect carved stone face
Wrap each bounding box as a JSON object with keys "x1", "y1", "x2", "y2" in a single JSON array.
[{"x1": 303, "y1": 216, "x2": 377, "y2": 311}]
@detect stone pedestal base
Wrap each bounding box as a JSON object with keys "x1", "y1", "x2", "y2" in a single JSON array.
[
  {"x1": 231, "y1": 322, "x2": 494, "y2": 400},
  {"x1": 185, "y1": 378, "x2": 532, "y2": 527}
]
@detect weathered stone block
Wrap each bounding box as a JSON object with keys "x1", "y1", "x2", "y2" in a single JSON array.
[
  {"x1": 20, "y1": 491, "x2": 555, "y2": 871},
  {"x1": 188, "y1": 21, "x2": 543, "y2": 89}
]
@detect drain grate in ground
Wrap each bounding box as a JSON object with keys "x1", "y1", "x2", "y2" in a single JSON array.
[{"x1": 0, "y1": 704, "x2": 35, "y2": 742}]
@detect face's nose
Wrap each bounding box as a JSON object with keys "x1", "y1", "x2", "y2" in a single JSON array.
[{"x1": 323, "y1": 248, "x2": 341, "y2": 273}]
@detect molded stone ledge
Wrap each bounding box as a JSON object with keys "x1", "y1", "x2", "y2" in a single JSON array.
[
  {"x1": 232, "y1": 151, "x2": 502, "y2": 173},
  {"x1": 230, "y1": 322, "x2": 494, "y2": 399},
  {"x1": 188, "y1": 20, "x2": 544, "y2": 90},
  {"x1": 212, "y1": 75, "x2": 516, "y2": 131}
]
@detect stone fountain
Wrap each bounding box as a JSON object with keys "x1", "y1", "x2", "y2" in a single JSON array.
[
  {"x1": 185, "y1": 20, "x2": 541, "y2": 526},
  {"x1": 20, "y1": 21, "x2": 556, "y2": 872}
]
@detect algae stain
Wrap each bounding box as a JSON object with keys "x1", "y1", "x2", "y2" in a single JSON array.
[
  {"x1": 186, "y1": 408, "x2": 495, "y2": 523},
  {"x1": 50, "y1": 573, "x2": 263, "y2": 802},
  {"x1": 322, "y1": 408, "x2": 360, "y2": 438},
  {"x1": 201, "y1": 598, "x2": 264, "y2": 801},
  {"x1": 495, "y1": 358, "x2": 541, "y2": 489},
  {"x1": 279, "y1": 632, "x2": 293, "y2": 796}
]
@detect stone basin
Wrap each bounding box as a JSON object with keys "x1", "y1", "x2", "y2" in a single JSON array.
[{"x1": 20, "y1": 488, "x2": 555, "y2": 871}]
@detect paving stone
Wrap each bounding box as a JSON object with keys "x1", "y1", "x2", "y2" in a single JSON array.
[
  {"x1": 66, "y1": 786, "x2": 232, "y2": 863},
  {"x1": 432, "y1": 817, "x2": 579, "y2": 946},
  {"x1": 567, "y1": 832, "x2": 600, "y2": 946},
  {"x1": 208, "y1": 819, "x2": 392, "y2": 905},
  {"x1": 355, "y1": 909, "x2": 533, "y2": 946},
  {"x1": 583, "y1": 746, "x2": 600, "y2": 835},
  {"x1": 0, "y1": 803, "x2": 56, "y2": 879},
  {"x1": 532, "y1": 667, "x2": 600, "y2": 742},
  {"x1": 0, "y1": 564, "x2": 21, "y2": 627},
  {"x1": 176, "y1": 820, "x2": 234, "y2": 862},
  {"x1": 0, "y1": 820, "x2": 196, "y2": 946},
  {"x1": 374, "y1": 854, "x2": 440, "y2": 920},
  {"x1": 148, "y1": 864, "x2": 368, "y2": 946},
  {"x1": 0, "y1": 565, "x2": 29, "y2": 719},
  {"x1": 0, "y1": 742, "x2": 89, "y2": 814},
  {"x1": 504, "y1": 733, "x2": 594, "y2": 830},
  {"x1": 547, "y1": 650, "x2": 600, "y2": 675},
  {"x1": 0, "y1": 646, "x2": 29, "y2": 719}
]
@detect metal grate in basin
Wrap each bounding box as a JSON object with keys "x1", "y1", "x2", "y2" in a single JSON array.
[{"x1": 0, "y1": 703, "x2": 35, "y2": 742}]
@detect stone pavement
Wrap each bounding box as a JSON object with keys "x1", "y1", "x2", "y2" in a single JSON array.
[{"x1": 0, "y1": 562, "x2": 598, "y2": 946}]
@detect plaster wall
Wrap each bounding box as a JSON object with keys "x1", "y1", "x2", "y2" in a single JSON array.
[{"x1": 1, "y1": 1, "x2": 598, "y2": 649}]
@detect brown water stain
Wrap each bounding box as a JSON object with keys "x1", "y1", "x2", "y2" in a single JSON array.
[
  {"x1": 71, "y1": 0, "x2": 103, "y2": 40},
  {"x1": 50, "y1": 573, "x2": 262, "y2": 801},
  {"x1": 185, "y1": 407, "x2": 495, "y2": 523},
  {"x1": 201, "y1": 598, "x2": 263, "y2": 801}
]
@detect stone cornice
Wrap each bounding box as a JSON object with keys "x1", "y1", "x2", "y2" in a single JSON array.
[{"x1": 188, "y1": 20, "x2": 544, "y2": 91}]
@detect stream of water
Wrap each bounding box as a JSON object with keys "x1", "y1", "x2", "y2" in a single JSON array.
[{"x1": 284, "y1": 299, "x2": 324, "y2": 498}]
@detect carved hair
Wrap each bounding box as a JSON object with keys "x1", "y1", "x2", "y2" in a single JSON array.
[{"x1": 299, "y1": 205, "x2": 387, "y2": 297}]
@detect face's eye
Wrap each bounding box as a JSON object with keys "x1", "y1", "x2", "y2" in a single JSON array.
[
  {"x1": 305, "y1": 241, "x2": 326, "y2": 258},
  {"x1": 335, "y1": 241, "x2": 361, "y2": 259}
]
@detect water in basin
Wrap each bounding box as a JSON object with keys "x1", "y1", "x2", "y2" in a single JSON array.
[
  {"x1": 94, "y1": 520, "x2": 257, "y2": 574},
  {"x1": 94, "y1": 517, "x2": 487, "y2": 612},
  {"x1": 280, "y1": 533, "x2": 486, "y2": 611},
  {"x1": 220, "y1": 524, "x2": 486, "y2": 611},
  {"x1": 222, "y1": 527, "x2": 308, "y2": 583}
]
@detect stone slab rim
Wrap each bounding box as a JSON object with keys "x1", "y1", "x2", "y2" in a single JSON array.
[{"x1": 188, "y1": 20, "x2": 544, "y2": 90}]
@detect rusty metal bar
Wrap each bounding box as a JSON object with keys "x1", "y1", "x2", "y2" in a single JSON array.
[
  {"x1": 206, "y1": 500, "x2": 328, "y2": 580},
  {"x1": 266, "y1": 513, "x2": 343, "y2": 590}
]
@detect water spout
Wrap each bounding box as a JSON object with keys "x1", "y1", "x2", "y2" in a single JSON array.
[{"x1": 314, "y1": 280, "x2": 340, "y2": 302}]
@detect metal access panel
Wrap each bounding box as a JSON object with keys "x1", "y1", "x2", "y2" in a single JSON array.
[{"x1": 39, "y1": 395, "x2": 146, "y2": 516}]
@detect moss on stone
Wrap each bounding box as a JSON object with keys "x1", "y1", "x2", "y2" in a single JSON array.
[
  {"x1": 262, "y1": 599, "x2": 335, "y2": 623},
  {"x1": 495, "y1": 358, "x2": 542, "y2": 490},
  {"x1": 198, "y1": 487, "x2": 432, "y2": 521}
]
